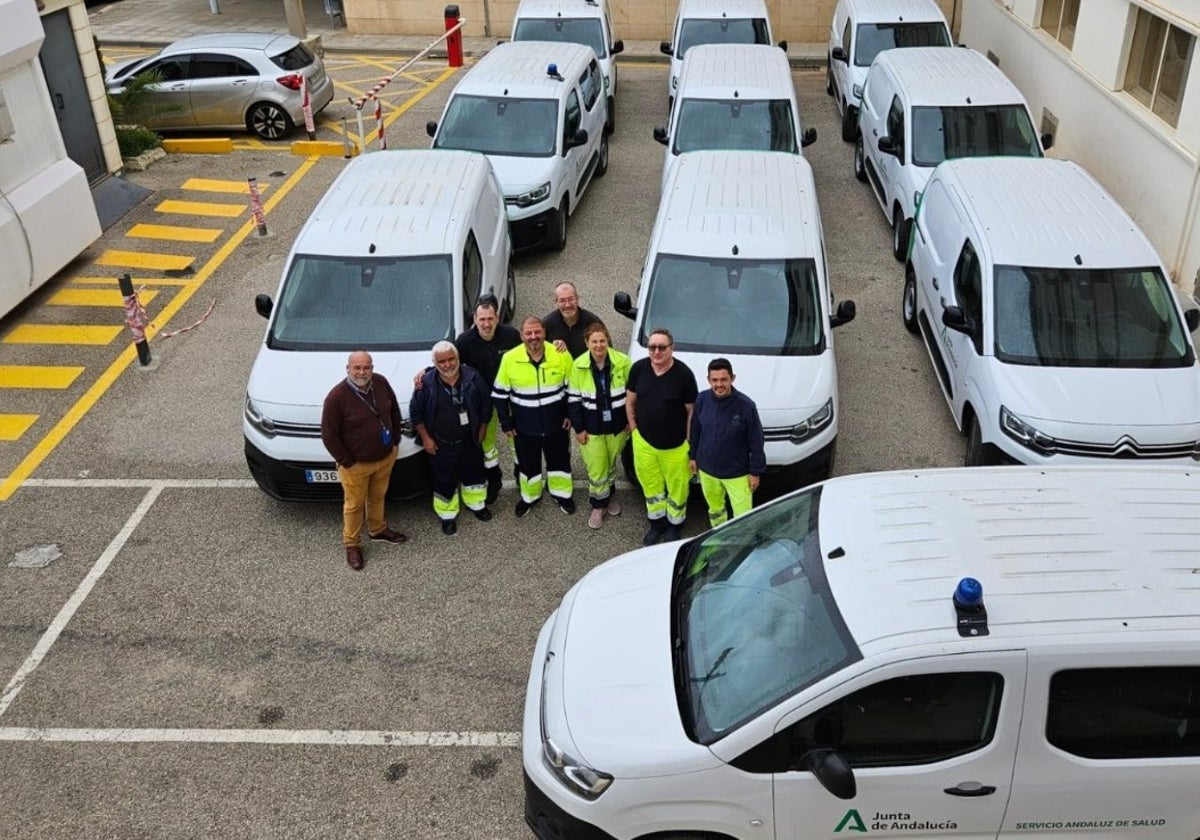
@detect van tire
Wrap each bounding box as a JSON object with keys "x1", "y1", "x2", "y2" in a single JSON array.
[
  {"x1": 826, "y1": 61, "x2": 834, "y2": 96},
  {"x1": 892, "y1": 208, "x2": 911, "y2": 262},
  {"x1": 902, "y1": 267, "x2": 919, "y2": 334},
  {"x1": 840, "y1": 103, "x2": 857, "y2": 142},
  {"x1": 965, "y1": 416, "x2": 999, "y2": 467},
  {"x1": 596, "y1": 134, "x2": 609, "y2": 178},
  {"x1": 501, "y1": 266, "x2": 516, "y2": 323},
  {"x1": 605, "y1": 96, "x2": 615, "y2": 134},
  {"x1": 853, "y1": 135, "x2": 867, "y2": 182},
  {"x1": 546, "y1": 197, "x2": 568, "y2": 252}
]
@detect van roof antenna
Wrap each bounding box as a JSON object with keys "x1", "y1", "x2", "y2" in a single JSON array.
[
  {"x1": 1074, "y1": 254, "x2": 1083, "y2": 265},
  {"x1": 369, "y1": 243, "x2": 377, "y2": 254}
]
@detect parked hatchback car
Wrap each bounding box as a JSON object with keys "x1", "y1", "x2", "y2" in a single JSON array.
[{"x1": 106, "y1": 32, "x2": 335, "y2": 140}]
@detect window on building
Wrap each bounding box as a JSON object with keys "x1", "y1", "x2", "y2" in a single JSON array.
[
  {"x1": 1123, "y1": 6, "x2": 1195, "y2": 128},
  {"x1": 1039, "y1": 0, "x2": 1080, "y2": 49}
]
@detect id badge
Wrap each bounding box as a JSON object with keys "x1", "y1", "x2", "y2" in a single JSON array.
[
  {"x1": 381, "y1": 427, "x2": 393, "y2": 446},
  {"x1": 458, "y1": 410, "x2": 469, "y2": 426},
  {"x1": 602, "y1": 409, "x2": 612, "y2": 422}
]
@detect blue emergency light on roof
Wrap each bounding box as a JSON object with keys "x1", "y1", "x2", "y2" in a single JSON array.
[
  {"x1": 953, "y1": 576, "x2": 989, "y2": 637},
  {"x1": 547, "y1": 63, "x2": 564, "y2": 81},
  {"x1": 954, "y1": 577, "x2": 982, "y2": 608}
]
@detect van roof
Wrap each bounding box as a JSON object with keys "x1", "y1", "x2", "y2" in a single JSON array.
[
  {"x1": 452, "y1": 40, "x2": 596, "y2": 99},
  {"x1": 513, "y1": 0, "x2": 605, "y2": 21},
  {"x1": 820, "y1": 466, "x2": 1200, "y2": 654},
  {"x1": 842, "y1": 0, "x2": 947, "y2": 25},
  {"x1": 873, "y1": 47, "x2": 1024, "y2": 107},
  {"x1": 676, "y1": 43, "x2": 795, "y2": 101},
  {"x1": 297, "y1": 150, "x2": 493, "y2": 258},
  {"x1": 656, "y1": 151, "x2": 821, "y2": 260},
  {"x1": 931, "y1": 157, "x2": 1160, "y2": 269},
  {"x1": 675, "y1": 0, "x2": 770, "y2": 21}
]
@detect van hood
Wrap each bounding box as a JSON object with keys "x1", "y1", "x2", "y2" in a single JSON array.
[
  {"x1": 486, "y1": 153, "x2": 558, "y2": 196},
  {"x1": 559, "y1": 544, "x2": 721, "y2": 776}
]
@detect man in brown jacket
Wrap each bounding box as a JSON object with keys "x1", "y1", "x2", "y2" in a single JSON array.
[{"x1": 321, "y1": 350, "x2": 408, "y2": 570}]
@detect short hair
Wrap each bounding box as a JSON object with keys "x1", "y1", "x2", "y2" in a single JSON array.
[
  {"x1": 554, "y1": 281, "x2": 579, "y2": 298},
  {"x1": 474, "y1": 295, "x2": 499, "y2": 315},
  {"x1": 647, "y1": 327, "x2": 673, "y2": 345},
  {"x1": 708, "y1": 357, "x2": 733, "y2": 375},
  {"x1": 521, "y1": 316, "x2": 545, "y2": 331},
  {"x1": 431, "y1": 340, "x2": 458, "y2": 360},
  {"x1": 584, "y1": 320, "x2": 610, "y2": 343}
]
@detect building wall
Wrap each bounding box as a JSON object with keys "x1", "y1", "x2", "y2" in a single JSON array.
[{"x1": 960, "y1": 1, "x2": 1200, "y2": 298}]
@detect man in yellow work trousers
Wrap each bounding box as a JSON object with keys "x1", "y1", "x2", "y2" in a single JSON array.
[{"x1": 689, "y1": 357, "x2": 765, "y2": 528}]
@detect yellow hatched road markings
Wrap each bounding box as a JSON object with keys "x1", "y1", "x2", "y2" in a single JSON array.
[
  {"x1": 71, "y1": 276, "x2": 194, "y2": 286},
  {"x1": 2, "y1": 325, "x2": 124, "y2": 345},
  {"x1": 155, "y1": 199, "x2": 246, "y2": 218},
  {"x1": 0, "y1": 366, "x2": 83, "y2": 389},
  {"x1": 49, "y1": 289, "x2": 160, "y2": 307},
  {"x1": 0, "y1": 415, "x2": 38, "y2": 441},
  {"x1": 181, "y1": 178, "x2": 270, "y2": 194},
  {"x1": 127, "y1": 223, "x2": 222, "y2": 243},
  {"x1": 96, "y1": 251, "x2": 194, "y2": 271}
]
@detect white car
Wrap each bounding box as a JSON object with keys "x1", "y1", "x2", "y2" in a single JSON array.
[{"x1": 904, "y1": 156, "x2": 1200, "y2": 466}]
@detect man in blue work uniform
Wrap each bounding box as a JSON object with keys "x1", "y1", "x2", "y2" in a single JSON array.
[{"x1": 689, "y1": 357, "x2": 765, "y2": 528}]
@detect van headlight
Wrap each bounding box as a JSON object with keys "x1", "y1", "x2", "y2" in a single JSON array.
[
  {"x1": 512, "y1": 182, "x2": 551, "y2": 208},
  {"x1": 399, "y1": 416, "x2": 416, "y2": 439},
  {"x1": 852, "y1": 83, "x2": 863, "y2": 100},
  {"x1": 603, "y1": 73, "x2": 611, "y2": 92},
  {"x1": 787, "y1": 398, "x2": 834, "y2": 443},
  {"x1": 244, "y1": 395, "x2": 277, "y2": 438},
  {"x1": 999, "y1": 406, "x2": 1056, "y2": 455},
  {"x1": 539, "y1": 651, "x2": 613, "y2": 800}
]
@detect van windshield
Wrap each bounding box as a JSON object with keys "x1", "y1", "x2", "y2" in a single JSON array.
[
  {"x1": 640, "y1": 255, "x2": 825, "y2": 355},
  {"x1": 673, "y1": 486, "x2": 860, "y2": 744},
  {"x1": 853, "y1": 22, "x2": 951, "y2": 66},
  {"x1": 513, "y1": 17, "x2": 607, "y2": 58},
  {"x1": 268, "y1": 254, "x2": 454, "y2": 351},
  {"x1": 673, "y1": 99, "x2": 798, "y2": 154},
  {"x1": 434, "y1": 95, "x2": 557, "y2": 157},
  {"x1": 993, "y1": 265, "x2": 1194, "y2": 367},
  {"x1": 677, "y1": 18, "x2": 770, "y2": 57},
  {"x1": 910, "y1": 105, "x2": 1042, "y2": 167}
]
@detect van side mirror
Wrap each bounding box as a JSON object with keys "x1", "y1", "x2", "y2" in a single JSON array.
[
  {"x1": 255, "y1": 294, "x2": 273, "y2": 319},
  {"x1": 1186, "y1": 309, "x2": 1200, "y2": 332},
  {"x1": 1041, "y1": 132, "x2": 1054, "y2": 151},
  {"x1": 614, "y1": 291, "x2": 637, "y2": 320},
  {"x1": 778, "y1": 40, "x2": 788, "y2": 52},
  {"x1": 565, "y1": 128, "x2": 588, "y2": 153},
  {"x1": 426, "y1": 120, "x2": 438, "y2": 138},
  {"x1": 878, "y1": 136, "x2": 899, "y2": 157},
  {"x1": 653, "y1": 126, "x2": 668, "y2": 145},
  {"x1": 801, "y1": 127, "x2": 817, "y2": 148},
  {"x1": 942, "y1": 305, "x2": 975, "y2": 336},
  {"x1": 830, "y1": 46, "x2": 848, "y2": 63},
  {"x1": 660, "y1": 41, "x2": 673, "y2": 56},
  {"x1": 799, "y1": 749, "x2": 856, "y2": 800},
  {"x1": 830, "y1": 299, "x2": 856, "y2": 328},
  {"x1": 611, "y1": 40, "x2": 625, "y2": 55}
]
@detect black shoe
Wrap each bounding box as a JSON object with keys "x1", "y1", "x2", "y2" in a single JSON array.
[
  {"x1": 662, "y1": 524, "x2": 683, "y2": 543},
  {"x1": 473, "y1": 507, "x2": 493, "y2": 522},
  {"x1": 441, "y1": 519, "x2": 457, "y2": 536},
  {"x1": 642, "y1": 521, "x2": 668, "y2": 546},
  {"x1": 556, "y1": 497, "x2": 576, "y2": 515},
  {"x1": 515, "y1": 499, "x2": 533, "y2": 518}
]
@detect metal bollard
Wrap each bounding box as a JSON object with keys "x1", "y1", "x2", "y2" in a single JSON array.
[
  {"x1": 341, "y1": 117, "x2": 354, "y2": 158},
  {"x1": 444, "y1": 5, "x2": 463, "y2": 68},
  {"x1": 247, "y1": 176, "x2": 268, "y2": 236},
  {"x1": 118, "y1": 273, "x2": 152, "y2": 366}
]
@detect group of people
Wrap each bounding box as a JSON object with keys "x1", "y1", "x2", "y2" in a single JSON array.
[{"x1": 320, "y1": 282, "x2": 766, "y2": 571}]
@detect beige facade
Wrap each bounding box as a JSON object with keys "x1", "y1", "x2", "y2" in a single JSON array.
[{"x1": 343, "y1": 0, "x2": 957, "y2": 43}]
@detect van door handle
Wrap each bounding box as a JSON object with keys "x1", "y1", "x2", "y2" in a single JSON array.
[
  {"x1": 931, "y1": 277, "x2": 939, "y2": 290},
  {"x1": 944, "y1": 782, "x2": 996, "y2": 797}
]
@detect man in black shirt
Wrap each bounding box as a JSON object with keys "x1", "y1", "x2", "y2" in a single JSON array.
[
  {"x1": 626, "y1": 328, "x2": 698, "y2": 546},
  {"x1": 543, "y1": 281, "x2": 602, "y2": 359}
]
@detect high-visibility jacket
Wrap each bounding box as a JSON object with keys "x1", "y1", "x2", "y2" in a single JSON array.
[
  {"x1": 492, "y1": 343, "x2": 571, "y2": 437},
  {"x1": 567, "y1": 348, "x2": 631, "y2": 436}
]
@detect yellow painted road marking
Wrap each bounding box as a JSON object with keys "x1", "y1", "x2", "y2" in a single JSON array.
[
  {"x1": 155, "y1": 199, "x2": 245, "y2": 218},
  {"x1": 0, "y1": 366, "x2": 83, "y2": 389},
  {"x1": 0, "y1": 415, "x2": 38, "y2": 441},
  {"x1": 96, "y1": 250, "x2": 194, "y2": 271},
  {"x1": 181, "y1": 179, "x2": 270, "y2": 194},
  {"x1": 127, "y1": 224, "x2": 222, "y2": 243},
  {"x1": 71, "y1": 276, "x2": 194, "y2": 286},
  {"x1": 49, "y1": 289, "x2": 159, "y2": 307},
  {"x1": 3, "y1": 325, "x2": 124, "y2": 345}
]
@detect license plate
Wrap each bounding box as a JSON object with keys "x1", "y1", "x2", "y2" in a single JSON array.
[{"x1": 305, "y1": 469, "x2": 340, "y2": 483}]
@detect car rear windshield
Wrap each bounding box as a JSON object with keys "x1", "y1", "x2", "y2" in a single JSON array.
[
  {"x1": 853, "y1": 21, "x2": 951, "y2": 66},
  {"x1": 910, "y1": 105, "x2": 1042, "y2": 167},
  {"x1": 513, "y1": 17, "x2": 606, "y2": 58},
  {"x1": 268, "y1": 254, "x2": 454, "y2": 351},
  {"x1": 677, "y1": 18, "x2": 770, "y2": 57},
  {"x1": 434, "y1": 95, "x2": 558, "y2": 157},
  {"x1": 993, "y1": 265, "x2": 1194, "y2": 367},
  {"x1": 673, "y1": 98, "x2": 798, "y2": 154},
  {"x1": 673, "y1": 485, "x2": 860, "y2": 744},
  {"x1": 640, "y1": 255, "x2": 825, "y2": 355},
  {"x1": 270, "y1": 43, "x2": 316, "y2": 71}
]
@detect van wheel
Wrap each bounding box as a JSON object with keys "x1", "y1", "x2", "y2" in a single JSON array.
[
  {"x1": 826, "y1": 60, "x2": 834, "y2": 96},
  {"x1": 853, "y1": 135, "x2": 867, "y2": 183},
  {"x1": 965, "y1": 416, "x2": 1000, "y2": 467},
  {"x1": 247, "y1": 101, "x2": 294, "y2": 140},
  {"x1": 605, "y1": 96, "x2": 615, "y2": 134},
  {"x1": 902, "y1": 267, "x2": 919, "y2": 334},
  {"x1": 840, "y1": 103, "x2": 857, "y2": 142},
  {"x1": 596, "y1": 134, "x2": 609, "y2": 178},
  {"x1": 892, "y1": 207, "x2": 911, "y2": 262},
  {"x1": 546, "y1": 197, "x2": 568, "y2": 252},
  {"x1": 501, "y1": 266, "x2": 516, "y2": 323}
]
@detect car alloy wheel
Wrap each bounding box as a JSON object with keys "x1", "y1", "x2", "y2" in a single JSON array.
[{"x1": 247, "y1": 101, "x2": 293, "y2": 140}]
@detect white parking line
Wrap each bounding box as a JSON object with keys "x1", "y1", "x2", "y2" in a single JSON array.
[
  {"x1": 0, "y1": 726, "x2": 520, "y2": 747},
  {"x1": 24, "y1": 477, "x2": 634, "y2": 490}
]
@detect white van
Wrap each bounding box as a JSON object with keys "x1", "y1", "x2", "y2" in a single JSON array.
[
  {"x1": 243, "y1": 150, "x2": 514, "y2": 501},
  {"x1": 903, "y1": 157, "x2": 1200, "y2": 467},
  {"x1": 427, "y1": 40, "x2": 608, "y2": 253},
  {"x1": 613, "y1": 151, "x2": 856, "y2": 488},
  {"x1": 524, "y1": 464, "x2": 1200, "y2": 839},
  {"x1": 827, "y1": 0, "x2": 951, "y2": 141},
  {"x1": 510, "y1": 0, "x2": 624, "y2": 134},
  {"x1": 659, "y1": 0, "x2": 784, "y2": 110},
  {"x1": 855, "y1": 47, "x2": 1050, "y2": 261},
  {"x1": 653, "y1": 43, "x2": 816, "y2": 192}
]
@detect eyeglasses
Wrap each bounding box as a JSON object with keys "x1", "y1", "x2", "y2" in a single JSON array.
[{"x1": 647, "y1": 344, "x2": 671, "y2": 352}]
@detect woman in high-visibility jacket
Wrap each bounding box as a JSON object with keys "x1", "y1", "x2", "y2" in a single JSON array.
[{"x1": 567, "y1": 322, "x2": 632, "y2": 529}]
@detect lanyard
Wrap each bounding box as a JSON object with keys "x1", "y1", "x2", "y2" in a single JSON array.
[{"x1": 347, "y1": 379, "x2": 388, "y2": 431}]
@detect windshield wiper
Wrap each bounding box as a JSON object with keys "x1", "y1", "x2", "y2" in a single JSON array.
[{"x1": 691, "y1": 646, "x2": 733, "y2": 685}]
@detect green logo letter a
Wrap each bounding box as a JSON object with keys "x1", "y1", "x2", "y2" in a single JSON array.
[{"x1": 835, "y1": 809, "x2": 867, "y2": 833}]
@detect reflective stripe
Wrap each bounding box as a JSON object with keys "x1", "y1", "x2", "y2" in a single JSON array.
[{"x1": 509, "y1": 392, "x2": 566, "y2": 408}]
